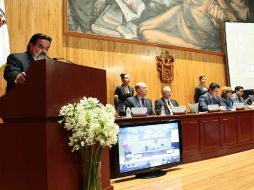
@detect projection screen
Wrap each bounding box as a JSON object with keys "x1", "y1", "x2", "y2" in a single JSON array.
[{"x1": 224, "y1": 22, "x2": 254, "y2": 90}]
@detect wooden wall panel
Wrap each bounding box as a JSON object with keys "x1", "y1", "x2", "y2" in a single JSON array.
[
  {"x1": 0, "y1": 0, "x2": 227, "y2": 109},
  {"x1": 200, "y1": 117, "x2": 221, "y2": 152},
  {"x1": 221, "y1": 117, "x2": 237, "y2": 146}
]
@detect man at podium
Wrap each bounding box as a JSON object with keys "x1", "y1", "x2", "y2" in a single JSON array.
[{"x1": 3, "y1": 33, "x2": 52, "y2": 92}]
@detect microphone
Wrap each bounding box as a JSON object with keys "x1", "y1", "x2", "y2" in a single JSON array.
[
  {"x1": 52, "y1": 58, "x2": 64, "y2": 61},
  {"x1": 43, "y1": 54, "x2": 53, "y2": 60},
  {"x1": 43, "y1": 54, "x2": 76, "y2": 64},
  {"x1": 52, "y1": 57, "x2": 76, "y2": 64}
]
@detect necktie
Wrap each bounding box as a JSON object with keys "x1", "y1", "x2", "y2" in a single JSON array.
[
  {"x1": 141, "y1": 98, "x2": 146, "y2": 107},
  {"x1": 167, "y1": 100, "x2": 173, "y2": 115},
  {"x1": 209, "y1": 96, "x2": 213, "y2": 104},
  {"x1": 168, "y1": 100, "x2": 173, "y2": 109}
]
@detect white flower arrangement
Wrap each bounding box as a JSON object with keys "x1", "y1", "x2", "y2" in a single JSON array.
[
  {"x1": 59, "y1": 97, "x2": 119, "y2": 189},
  {"x1": 59, "y1": 97, "x2": 119, "y2": 152}
]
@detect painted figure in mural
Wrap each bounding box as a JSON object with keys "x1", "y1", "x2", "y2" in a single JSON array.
[
  {"x1": 139, "y1": 0, "x2": 250, "y2": 51},
  {"x1": 67, "y1": 0, "x2": 109, "y2": 32},
  {"x1": 0, "y1": 8, "x2": 6, "y2": 28},
  {"x1": 67, "y1": 0, "x2": 252, "y2": 51}
]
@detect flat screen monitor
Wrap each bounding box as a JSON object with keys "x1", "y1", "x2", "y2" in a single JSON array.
[{"x1": 110, "y1": 119, "x2": 182, "y2": 178}]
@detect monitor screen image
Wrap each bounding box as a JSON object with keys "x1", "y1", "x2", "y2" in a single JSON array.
[{"x1": 116, "y1": 120, "x2": 182, "y2": 176}]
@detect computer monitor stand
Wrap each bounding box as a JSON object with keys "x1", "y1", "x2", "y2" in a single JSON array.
[{"x1": 135, "y1": 170, "x2": 167, "y2": 179}]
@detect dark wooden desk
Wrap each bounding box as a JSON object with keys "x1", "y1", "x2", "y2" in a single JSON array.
[{"x1": 115, "y1": 109, "x2": 254, "y2": 163}]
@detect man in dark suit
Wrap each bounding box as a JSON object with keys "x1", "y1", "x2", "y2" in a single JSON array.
[
  {"x1": 114, "y1": 74, "x2": 134, "y2": 116},
  {"x1": 231, "y1": 86, "x2": 244, "y2": 103},
  {"x1": 4, "y1": 33, "x2": 52, "y2": 92},
  {"x1": 198, "y1": 82, "x2": 222, "y2": 112},
  {"x1": 155, "y1": 86, "x2": 179, "y2": 115},
  {"x1": 125, "y1": 82, "x2": 153, "y2": 115},
  {"x1": 245, "y1": 95, "x2": 254, "y2": 105}
]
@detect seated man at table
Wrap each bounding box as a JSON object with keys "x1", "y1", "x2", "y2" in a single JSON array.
[
  {"x1": 198, "y1": 82, "x2": 223, "y2": 112},
  {"x1": 231, "y1": 86, "x2": 245, "y2": 103},
  {"x1": 245, "y1": 94, "x2": 254, "y2": 106},
  {"x1": 125, "y1": 82, "x2": 153, "y2": 115},
  {"x1": 155, "y1": 86, "x2": 179, "y2": 115}
]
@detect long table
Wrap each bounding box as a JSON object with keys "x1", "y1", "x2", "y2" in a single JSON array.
[{"x1": 115, "y1": 109, "x2": 254, "y2": 163}]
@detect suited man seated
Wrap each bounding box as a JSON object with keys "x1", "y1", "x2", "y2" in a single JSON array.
[
  {"x1": 231, "y1": 86, "x2": 244, "y2": 103},
  {"x1": 125, "y1": 82, "x2": 153, "y2": 115},
  {"x1": 155, "y1": 86, "x2": 179, "y2": 115},
  {"x1": 198, "y1": 82, "x2": 224, "y2": 112},
  {"x1": 245, "y1": 95, "x2": 254, "y2": 106}
]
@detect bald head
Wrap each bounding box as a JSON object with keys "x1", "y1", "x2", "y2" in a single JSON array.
[
  {"x1": 135, "y1": 82, "x2": 148, "y2": 97},
  {"x1": 162, "y1": 86, "x2": 172, "y2": 99}
]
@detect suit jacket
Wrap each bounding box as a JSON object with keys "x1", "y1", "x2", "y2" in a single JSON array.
[
  {"x1": 114, "y1": 84, "x2": 134, "y2": 116},
  {"x1": 231, "y1": 93, "x2": 244, "y2": 103},
  {"x1": 155, "y1": 98, "x2": 179, "y2": 115},
  {"x1": 220, "y1": 98, "x2": 234, "y2": 109},
  {"x1": 245, "y1": 95, "x2": 254, "y2": 105},
  {"x1": 4, "y1": 51, "x2": 34, "y2": 92},
  {"x1": 194, "y1": 86, "x2": 208, "y2": 103},
  {"x1": 125, "y1": 95, "x2": 153, "y2": 115},
  {"x1": 198, "y1": 92, "x2": 221, "y2": 112}
]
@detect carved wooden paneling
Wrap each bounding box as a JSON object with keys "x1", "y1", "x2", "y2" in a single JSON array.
[
  {"x1": 181, "y1": 118, "x2": 199, "y2": 154},
  {"x1": 200, "y1": 117, "x2": 221, "y2": 152},
  {"x1": 1, "y1": 0, "x2": 227, "y2": 109},
  {"x1": 221, "y1": 117, "x2": 237, "y2": 146},
  {"x1": 238, "y1": 114, "x2": 252, "y2": 144}
]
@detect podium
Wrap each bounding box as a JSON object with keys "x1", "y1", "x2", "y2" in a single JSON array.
[{"x1": 0, "y1": 60, "x2": 113, "y2": 190}]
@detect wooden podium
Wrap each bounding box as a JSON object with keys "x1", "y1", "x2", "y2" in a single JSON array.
[{"x1": 0, "y1": 60, "x2": 113, "y2": 190}]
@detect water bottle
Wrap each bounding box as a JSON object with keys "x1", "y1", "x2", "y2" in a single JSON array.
[
  {"x1": 126, "y1": 107, "x2": 132, "y2": 118},
  {"x1": 161, "y1": 106, "x2": 166, "y2": 115},
  {"x1": 232, "y1": 102, "x2": 236, "y2": 111}
]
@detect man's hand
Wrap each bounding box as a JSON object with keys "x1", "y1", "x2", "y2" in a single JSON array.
[{"x1": 14, "y1": 72, "x2": 26, "y2": 84}]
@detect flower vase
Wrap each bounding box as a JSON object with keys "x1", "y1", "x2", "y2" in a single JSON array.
[{"x1": 82, "y1": 147, "x2": 102, "y2": 190}]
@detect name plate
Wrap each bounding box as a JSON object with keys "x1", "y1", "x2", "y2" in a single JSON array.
[
  {"x1": 208, "y1": 104, "x2": 219, "y2": 112},
  {"x1": 172, "y1": 106, "x2": 186, "y2": 114},
  {"x1": 236, "y1": 102, "x2": 244, "y2": 110},
  {"x1": 131, "y1": 107, "x2": 147, "y2": 116}
]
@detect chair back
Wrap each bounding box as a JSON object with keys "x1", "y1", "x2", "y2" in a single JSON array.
[{"x1": 188, "y1": 103, "x2": 199, "y2": 113}]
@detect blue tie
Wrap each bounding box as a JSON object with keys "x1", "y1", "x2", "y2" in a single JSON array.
[{"x1": 141, "y1": 98, "x2": 146, "y2": 107}]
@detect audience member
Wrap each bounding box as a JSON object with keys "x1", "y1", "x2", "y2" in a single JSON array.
[
  {"x1": 155, "y1": 86, "x2": 179, "y2": 115},
  {"x1": 125, "y1": 82, "x2": 153, "y2": 115}
]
